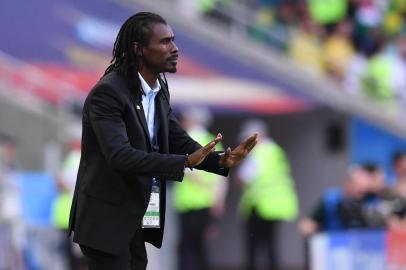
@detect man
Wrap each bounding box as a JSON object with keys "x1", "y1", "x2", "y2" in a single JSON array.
[
  {"x1": 385, "y1": 151, "x2": 406, "y2": 229},
  {"x1": 298, "y1": 165, "x2": 369, "y2": 270},
  {"x1": 0, "y1": 134, "x2": 24, "y2": 270},
  {"x1": 68, "y1": 12, "x2": 257, "y2": 270},
  {"x1": 237, "y1": 120, "x2": 298, "y2": 270},
  {"x1": 174, "y1": 107, "x2": 228, "y2": 270},
  {"x1": 360, "y1": 163, "x2": 388, "y2": 229},
  {"x1": 391, "y1": 151, "x2": 406, "y2": 198},
  {"x1": 52, "y1": 124, "x2": 85, "y2": 269},
  {"x1": 298, "y1": 165, "x2": 370, "y2": 237}
]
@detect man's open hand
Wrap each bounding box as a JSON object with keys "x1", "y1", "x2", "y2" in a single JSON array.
[
  {"x1": 218, "y1": 133, "x2": 258, "y2": 168},
  {"x1": 186, "y1": 133, "x2": 222, "y2": 168}
]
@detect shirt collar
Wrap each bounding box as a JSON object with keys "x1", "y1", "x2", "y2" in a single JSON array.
[{"x1": 138, "y1": 72, "x2": 161, "y2": 96}]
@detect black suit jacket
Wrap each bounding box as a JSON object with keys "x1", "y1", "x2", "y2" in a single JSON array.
[{"x1": 68, "y1": 71, "x2": 228, "y2": 254}]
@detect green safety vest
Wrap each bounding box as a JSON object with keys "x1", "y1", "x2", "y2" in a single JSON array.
[
  {"x1": 173, "y1": 129, "x2": 223, "y2": 212},
  {"x1": 51, "y1": 192, "x2": 73, "y2": 229},
  {"x1": 362, "y1": 55, "x2": 395, "y2": 100},
  {"x1": 239, "y1": 141, "x2": 298, "y2": 221},
  {"x1": 51, "y1": 151, "x2": 80, "y2": 229},
  {"x1": 309, "y1": 0, "x2": 347, "y2": 24}
]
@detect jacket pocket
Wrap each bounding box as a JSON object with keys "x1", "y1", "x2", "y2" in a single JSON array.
[{"x1": 83, "y1": 184, "x2": 123, "y2": 205}]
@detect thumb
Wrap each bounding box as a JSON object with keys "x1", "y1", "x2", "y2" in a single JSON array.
[{"x1": 224, "y1": 147, "x2": 231, "y2": 157}]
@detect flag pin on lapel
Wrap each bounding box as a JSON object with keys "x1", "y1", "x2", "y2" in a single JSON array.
[{"x1": 136, "y1": 105, "x2": 141, "y2": 110}]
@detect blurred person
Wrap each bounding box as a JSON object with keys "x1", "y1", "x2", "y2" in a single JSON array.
[
  {"x1": 248, "y1": 6, "x2": 276, "y2": 45},
  {"x1": 267, "y1": 0, "x2": 299, "y2": 50},
  {"x1": 322, "y1": 20, "x2": 355, "y2": 81},
  {"x1": 0, "y1": 133, "x2": 25, "y2": 270},
  {"x1": 173, "y1": 107, "x2": 228, "y2": 270},
  {"x1": 298, "y1": 165, "x2": 369, "y2": 270},
  {"x1": 196, "y1": 0, "x2": 233, "y2": 25},
  {"x1": 347, "y1": 0, "x2": 361, "y2": 20},
  {"x1": 248, "y1": 2, "x2": 294, "y2": 51},
  {"x1": 383, "y1": 0, "x2": 406, "y2": 36},
  {"x1": 275, "y1": 0, "x2": 300, "y2": 25},
  {"x1": 68, "y1": 12, "x2": 258, "y2": 270},
  {"x1": 354, "y1": 0, "x2": 383, "y2": 29},
  {"x1": 390, "y1": 34, "x2": 406, "y2": 108},
  {"x1": 362, "y1": 163, "x2": 386, "y2": 199},
  {"x1": 336, "y1": 165, "x2": 371, "y2": 229},
  {"x1": 343, "y1": 51, "x2": 369, "y2": 95},
  {"x1": 385, "y1": 151, "x2": 406, "y2": 230},
  {"x1": 382, "y1": 9, "x2": 404, "y2": 37},
  {"x1": 308, "y1": 0, "x2": 348, "y2": 26},
  {"x1": 298, "y1": 165, "x2": 370, "y2": 238},
  {"x1": 391, "y1": 151, "x2": 406, "y2": 198},
  {"x1": 344, "y1": 29, "x2": 385, "y2": 95},
  {"x1": 351, "y1": 1, "x2": 384, "y2": 53},
  {"x1": 361, "y1": 34, "x2": 406, "y2": 109},
  {"x1": 357, "y1": 162, "x2": 406, "y2": 229},
  {"x1": 359, "y1": 163, "x2": 388, "y2": 228},
  {"x1": 237, "y1": 120, "x2": 298, "y2": 270},
  {"x1": 351, "y1": 20, "x2": 372, "y2": 54},
  {"x1": 51, "y1": 123, "x2": 85, "y2": 270},
  {"x1": 289, "y1": 16, "x2": 324, "y2": 75}
]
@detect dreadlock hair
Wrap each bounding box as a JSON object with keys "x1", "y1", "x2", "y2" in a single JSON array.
[{"x1": 104, "y1": 12, "x2": 167, "y2": 95}]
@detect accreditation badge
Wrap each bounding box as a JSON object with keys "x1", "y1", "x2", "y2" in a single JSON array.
[{"x1": 142, "y1": 178, "x2": 160, "y2": 228}]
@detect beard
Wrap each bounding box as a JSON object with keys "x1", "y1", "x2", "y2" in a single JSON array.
[
  {"x1": 165, "y1": 59, "x2": 178, "y2": 73},
  {"x1": 140, "y1": 56, "x2": 178, "y2": 74},
  {"x1": 166, "y1": 66, "x2": 177, "y2": 73}
]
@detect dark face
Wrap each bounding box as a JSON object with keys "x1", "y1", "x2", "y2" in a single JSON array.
[{"x1": 138, "y1": 23, "x2": 179, "y2": 74}]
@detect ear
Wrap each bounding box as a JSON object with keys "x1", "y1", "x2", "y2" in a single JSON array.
[{"x1": 133, "y1": 42, "x2": 143, "y2": 57}]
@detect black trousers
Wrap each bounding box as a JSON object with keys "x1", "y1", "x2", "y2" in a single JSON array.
[
  {"x1": 80, "y1": 228, "x2": 147, "y2": 270},
  {"x1": 178, "y1": 208, "x2": 211, "y2": 270},
  {"x1": 245, "y1": 210, "x2": 279, "y2": 270}
]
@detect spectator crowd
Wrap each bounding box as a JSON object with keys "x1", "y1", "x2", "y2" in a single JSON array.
[{"x1": 186, "y1": 0, "x2": 406, "y2": 112}]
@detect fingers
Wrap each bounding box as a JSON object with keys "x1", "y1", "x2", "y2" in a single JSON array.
[
  {"x1": 217, "y1": 133, "x2": 258, "y2": 168},
  {"x1": 202, "y1": 142, "x2": 215, "y2": 157},
  {"x1": 229, "y1": 133, "x2": 257, "y2": 159},
  {"x1": 213, "y1": 133, "x2": 222, "y2": 144},
  {"x1": 246, "y1": 133, "x2": 258, "y2": 146},
  {"x1": 247, "y1": 139, "x2": 257, "y2": 152},
  {"x1": 224, "y1": 147, "x2": 231, "y2": 158},
  {"x1": 189, "y1": 134, "x2": 224, "y2": 168},
  {"x1": 219, "y1": 147, "x2": 232, "y2": 167},
  {"x1": 202, "y1": 133, "x2": 222, "y2": 155},
  {"x1": 239, "y1": 133, "x2": 257, "y2": 148},
  {"x1": 242, "y1": 133, "x2": 258, "y2": 151},
  {"x1": 246, "y1": 136, "x2": 258, "y2": 152}
]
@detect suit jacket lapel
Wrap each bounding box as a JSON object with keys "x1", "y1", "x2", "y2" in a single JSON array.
[
  {"x1": 136, "y1": 103, "x2": 152, "y2": 143},
  {"x1": 130, "y1": 91, "x2": 153, "y2": 149},
  {"x1": 155, "y1": 92, "x2": 169, "y2": 153}
]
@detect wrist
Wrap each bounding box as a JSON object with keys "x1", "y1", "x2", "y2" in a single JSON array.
[
  {"x1": 185, "y1": 154, "x2": 193, "y2": 170},
  {"x1": 218, "y1": 152, "x2": 226, "y2": 167}
]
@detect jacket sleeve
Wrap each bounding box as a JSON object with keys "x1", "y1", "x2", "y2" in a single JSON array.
[{"x1": 88, "y1": 84, "x2": 187, "y2": 181}]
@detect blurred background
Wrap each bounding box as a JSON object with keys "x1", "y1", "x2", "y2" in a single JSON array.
[{"x1": 2, "y1": 0, "x2": 406, "y2": 269}]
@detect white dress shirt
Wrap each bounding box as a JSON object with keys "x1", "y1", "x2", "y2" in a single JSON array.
[{"x1": 138, "y1": 73, "x2": 161, "y2": 141}]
